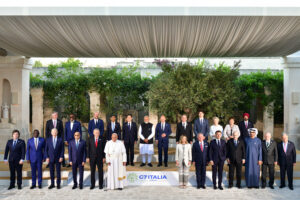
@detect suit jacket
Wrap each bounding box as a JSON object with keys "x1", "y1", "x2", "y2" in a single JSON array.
[
  {"x1": 209, "y1": 139, "x2": 227, "y2": 163},
  {"x1": 87, "y1": 136, "x2": 105, "y2": 160},
  {"x1": 45, "y1": 119, "x2": 64, "y2": 138},
  {"x1": 226, "y1": 138, "x2": 245, "y2": 163},
  {"x1": 192, "y1": 141, "x2": 209, "y2": 165},
  {"x1": 26, "y1": 137, "x2": 45, "y2": 163},
  {"x1": 155, "y1": 122, "x2": 172, "y2": 142},
  {"x1": 175, "y1": 143, "x2": 192, "y2": 167},
  {"x1": 193, "y1": 118, "x2": 210, "y2": 138},
  {"x1": 176, "y1": 122, "x2": 193, "y2": 143},
  {"x1": 238, "y1": 120, "x2": 254, "y2": 140},
  {"x1": 262, "y1": 140, "x2": 278, "y2": 164},
  {"x1": 65, "y1": 120, "x2": 82, "y2": 142},
  {"x1": 4, "y1": 139, "x2": 26, "y2": 162},
  {"x1": 122, "y1": 122, "x2": 138, "y2": 143},
  {"x1": 88, "y1": 118, "x2": 104, "y2": 137},
  {"x1": 44, "y1": 137, "x2": 64, "y2": 163},
  {"x1": 277, "y1": 141, "x2": 296, "y2": 166},
  {"x1": 69, "y1": 139, "x2": 87, "y2": 164},
  {"x1": 106, "y1": 121, "x2": 121, "y2": 140}
]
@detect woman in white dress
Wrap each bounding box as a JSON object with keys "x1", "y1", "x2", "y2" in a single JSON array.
[
  {"x1": 223, "y1": 117, "x2": 240, "y2": 141},
  {"x1": 175, "y1": 135, "x2": 192, "y2": 188},
  {"x1": 209, "y1": 117, "x2": 223, "y2": 140}
]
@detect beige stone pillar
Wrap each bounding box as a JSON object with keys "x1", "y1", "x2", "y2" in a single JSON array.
[
  {"x1": 89, "y1": 91, "x2": 106, "y2": 124},
  {"x1": 31, "y1": 88, "x2": 44, "y2": 135},
  {"x1": 263, "y1": 87, "x2": 274, "y2": 136}
]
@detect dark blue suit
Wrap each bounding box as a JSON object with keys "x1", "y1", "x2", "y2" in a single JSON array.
[
  {"x1": 4, "y1": 139, "x2": 26, "y2": 187},
  {"x1": 106, "y1": 121, "x2": 121, "y2": 140},
  {"x1": 26, "y1": 137, "x2": 45, "y2": 187},
  {"x1": 122, "y1": 121, "x2": 137, "y2": 164},
  {"x1": 209, "y1": 139, "x2": 227, "y2": 187},
  {"x1": 192, "y1": 141, "x2": 209, "y2": 187},
  {"x1": 65, "y1": 120, "x2": 82, "y2": 142},
  {"x1": 45, "y1": 137, "x2": 64, "y2": 186},
  {"x1": 155, "y1": 122, "x2": 172, "y2": 164},
  {"x1": 193, "y1": 118, "x2": 210, "y2": 139},
  {"x1": 69, "y1": 139, "x2": 86, "y2": 187},
  {"x1": 88, "y1": 118, "x2": 104, "y2": 137}
]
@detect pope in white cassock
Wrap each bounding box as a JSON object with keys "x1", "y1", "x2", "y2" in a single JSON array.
[{"x1": 104, "y1": 133, "x2": 127, "y2": 190}]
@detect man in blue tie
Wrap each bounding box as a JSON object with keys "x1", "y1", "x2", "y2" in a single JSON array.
[
  {"x1": 88, "y1": 112, "x2": 104, "y2": 137},
  {"x1": 106, "y1": 115, "x2": 121, "y2": 140},
  {"x1": 26, "y1": 130, "x2": 45, "y2": 189},
  {"x1": 193, "y1": 111, "x2": 210, "y2": 140},
  {"x1": 69, "y1": 131, "x2": 86, "y2": 189},
  {"x1": 155, "y1": 115, "x2": 172, "y2": 167},
  {"x1": 4, "y1": 130, "x2": 26, "y2": 190},
  {"x1": 45, "y1": 128, "x2": 64, "y2": 189}
]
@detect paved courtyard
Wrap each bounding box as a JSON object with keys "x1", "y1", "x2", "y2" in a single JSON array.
[{"x1": 0, "y1": 186, "x2": 299, "y2": 200}]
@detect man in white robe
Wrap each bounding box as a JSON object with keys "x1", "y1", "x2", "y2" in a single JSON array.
[
  {"x1": 104, "y1": 133, "x2": 127, "y2": 190},
  {"x1": 138, "y1": 115, "x2": 155, "y2": 167}
]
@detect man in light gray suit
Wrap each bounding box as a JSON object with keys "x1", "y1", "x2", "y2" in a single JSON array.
[{"x1": 193, "y1": 111, "x2": 209, "y2": 140}]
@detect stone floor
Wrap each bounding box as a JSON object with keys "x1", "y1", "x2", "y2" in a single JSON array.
[{"x1": 0, "y1": 185, "x2": 299, "y2": 200}]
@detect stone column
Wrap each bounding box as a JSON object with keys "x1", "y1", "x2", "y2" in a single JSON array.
[
  {"x1": 89, "y1": 91, "x2": 106, "y2": 124},
  {"x1": 149, "y1": 104, "x2": 158, "y2": 128},
  {"x1": 31, "y1": 88, "x2": 44, "y2": 135},
  {"x1": 263, "y1": 87, "x2": 274, "y2": 136},
  {"x1": 283, "y1": 56, "x2": 300, "y2": 149}
]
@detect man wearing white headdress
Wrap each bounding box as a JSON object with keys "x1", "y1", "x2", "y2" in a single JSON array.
[
  {"x1": 104, "y1": 133, "x2": 127, "y2": 190},
  {"x1": 244, "y1": 128, "x2": 262, "y2": 189}
]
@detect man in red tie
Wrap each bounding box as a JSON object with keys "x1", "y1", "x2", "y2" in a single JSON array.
[
  {"x1": 86, "y1": 129, "x2": 106, "y2": 190},
  {"x1": 238, "y1": 113, "x2": 254, "y2": 141}
]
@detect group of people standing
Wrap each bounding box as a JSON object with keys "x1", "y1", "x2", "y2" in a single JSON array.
[{"x1": 3, "y1": 111, "x2": 297, "y2": 191}]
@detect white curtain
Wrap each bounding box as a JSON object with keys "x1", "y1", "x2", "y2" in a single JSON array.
[{"x1": 0, "y1": 16, "x2": 300, "y2": 57}]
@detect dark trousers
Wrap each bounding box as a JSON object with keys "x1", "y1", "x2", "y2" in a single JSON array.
[
  {"x1": 228, "y1": 161, "x2": 242, "y2": 187},
  {"x1": 90, "y1": 158, "x2": 103, "y2": 187},
  {"x1": 158, "y1": 141, "x2": 168, "y2": 164},
  {"x1": 9, "y1": 160, "x2": 23, "y2": 187},
  {"x1": 280, "y1": 164, "x2": 294, "y2": 187},
  {"x1": 49, "y1": 162, "x2": 61, "y2": 186},
  {"x1": 72, "y1": 162, "x2": 84, "y2": 187},
  {"x1": 195, "y1": 164, "x2": 206, "y2": 187},
  {"x1": 212, "y1": 161, "x2": 224, "y2": 187},
  {"x1": 261, "y1": 164, "x2": 275, "y2": 187},
  {"x1": 124, "y1": 141, "x2": 134, "y2": 164},
  {"x1": 30, "y1": 161, "x2": 43, "y2": 186}
]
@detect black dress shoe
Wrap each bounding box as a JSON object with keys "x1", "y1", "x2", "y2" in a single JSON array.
[
  {"x1": 237, "y1": 186, "x2": 242, "y2": 189},
  {"x1": 157, "y1": 163, "x2": 162, "y2": 167},
  {"x1": 219, "y1": 186, "x2": 223, "y2": 190},
  {"x1": 8, "y1": 185, "x2": 15, "y2": 190},
  {"x1": 17, "y1": 186, "x2": 22, "y2": 190},
  {"x1": 213, "y1": 186, "x2": 217, "y2": 190},
  {"x1": 130, "y1": 163, "x2": 135, "y2": 166},
  {"x1": 279, "y1": 185, "x2": 285, "y2": 188},
  {"x1": 261, "y1": 185, "x2": 266, "y2": 189},
  {"x1": 228, "y1": 185, "x2": 233, "y2": 188},
  {"x1": 254, "y1": 186, "x2": 259, "y2": 189},
  {"x1": 197, "y1": 186, "x2": 201, "y2": 189},
  {"x1": 99, "y1": 186, "x2": 103, "y2": 189},
  {"x1": 46, "y1": 164, "x2": 49, "y2": 168},
  {"x1": 147, "y1": 163, "x2": 153, "y2": 167},
  {"x1": 90, "y1": 185, "x2": 95, "y2": 190},
  {"x1": 38, "y1": 185, "x2": 42, "y2": 189},
  {"x1": 79, "y1": 185, "x2": 83, "y2": 189},
  {"x1": 140, "y1": 163, "x2": 146, "y2": 167},
  {"x1": 270, "y1": 186, "x2": 274, "y2": 189},
  {"x1": 164, "y1": 163, "x2": 168, "y2": 167},
  {"x1": 30, "y1": 186, "x2": 36, "y2": 189},
  {"x1": 201, "y1": 186, "x2": 206, "y2": 189},
  {"x1": 248, "y1": 187, "x2": 252, "y2": 189},
  {"x1": 66, "y1": 164, "x2": 71, "y2": 168},
  {"x1": 62, "y1": 163, "x2": 66, "y2": 167},
  {"x1": 57, "y1": 185, "x2": 61, "y2": 189},
  {"x1": 118, "y1": 188, "x2": 123, "y2": 190},
  {"x1": 72, "y1": 185, "x2": 77, "y2": 189},
  {"x1": 126, "y1": 162, "x2": 129, "y2": 166},
  {"x1": 289, "y1": 186, "x2": 294, "y2": 190},
  {"x1": 48, "y1": 185, "x2": 55, "y2": 189}
]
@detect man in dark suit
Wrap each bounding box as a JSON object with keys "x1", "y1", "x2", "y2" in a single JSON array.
[
  {"x1": 4, "y1": 130, "x2": 26, "y2": 190},
  {"x1": 69, "y1": 131, "x2": 86, "y2": 189},
  {"x1": 155, "y1": 115, "x2": 172, "y2": 167},
  {"x1": 226, "y1": 131, "x2": 245, "y2": 188},
  {"x1": 45, "y1": 112, "x2": 64, "y2": 138},
  {"x1": 122, "y1": 114, "x2": 138, "y2": 166},
  {"x1": 88, "y1": 112, "x2": 104, "y2": 137},
  {"x1": 176, "y1": 114, "x2": 193, "y2": 144},
  {"x1": 45, "y1": 128, "x2": 64, "y2": 189},
  {"x1": 238, "y1": 113, "x2": 253, "y2": 141},
  {"x1": 26, "y1": 130, "x2": 45, "y2": 189},
  {"x1": 87, "y1": 128, "x2": 106, "y2": 189},
  {"x1": 193, "y1": 111, "x2": 210, "y2": 140},
  {"x1": 192, "y1": 133, "x2": 209, "y2": 189},
  {"x1": 277, "y1": 133, "x2": 296, "y2": 190},
  {"x1": 209, "y1": 130, "x2": 226, "y2": 190},
  {"x1": 106, "y1": 115, "x2": 121, "y2": 140},
  {"x1": 261, "y1": 132, "x2": 278, "y2": 189}
]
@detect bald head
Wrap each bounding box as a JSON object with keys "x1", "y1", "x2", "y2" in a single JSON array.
[{"x1": 264, "y1": 132, "x2": 271, "y2": 141}]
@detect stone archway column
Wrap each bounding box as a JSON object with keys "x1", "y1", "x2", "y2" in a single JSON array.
[
  {"x1": 31, "y1": 88, "x2": 44, "y2": 135},
  {"x1": 89, "y1": 91, "x2": 106, "y2": 124},
  {"x1": 283, "y1": 56, "x2": 300, "y2": 149}
]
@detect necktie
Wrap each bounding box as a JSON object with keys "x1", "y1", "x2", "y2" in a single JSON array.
[
  {"x1": 234, "y1": 140, "x2": 237, "y2": 147},
  {"x1": 129, "y1": 123, "x2": 131, "y2": 130},
  {"x1": 183, "y1": 123, "x2": 186, "y2": 129},
  {"x1": 231, "y1": 128, "x2": 233, "y2": 136},
  {"x1": 245, "y1": 121, "x2": 248, "y2": 129},
  {"x1": 13, "y1": 140, "x2": 17, "y2": 148},
  {"x1": 35, "y1": 138, "x2": 38, "y2": 150},
  {"x1": 76, "y1": 140, "x2": 79, "y2": 149},
  {"x1": 284, "y1": 143, "x2": 287, "y2": 153},
  {"x1": 96, "y1": 119, "x2": 98, "y2": 124},
  {"x1": 95, "y1": 138, "x2": 98, "y2": 148},
  {"x1": 217, "y1": 140, "x2": 220, "y2": 146},
  {"x1": 112, "y1": 122, "x2": 115, "y2": 132},
  {"x1": 267, "y1": 142, "x2": 270, "y2": 148},
  {"x1": 200, "y1": 142, "x2": 203, "y2": 152},
  {"x1": 53, "y1": 138, "x2": 56, "y2": 148},
  {"x1": 162, "y1": 123, "x2": 164, "y2": 131},
  {"x1": 200, "y1": 119, "x2": 203, "y2": 125},
  {"x1": 53, "y1": 120, "x2": 57, "y2": 128}
]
